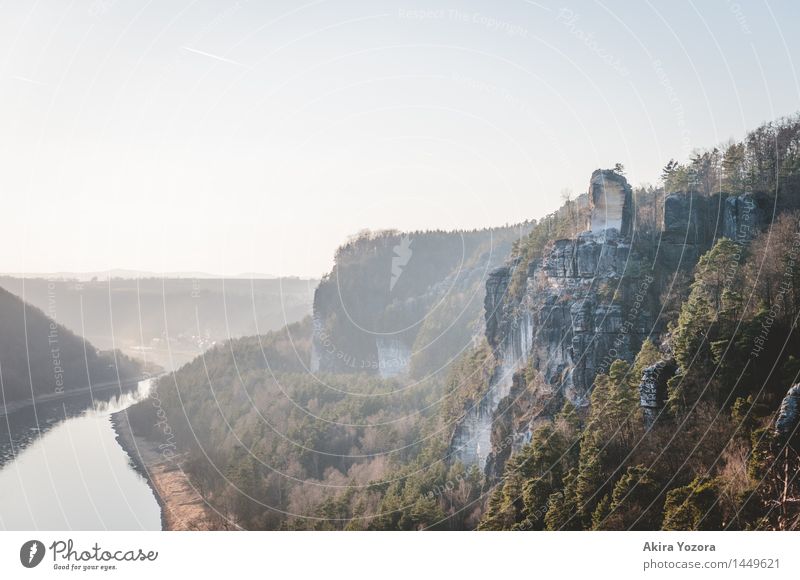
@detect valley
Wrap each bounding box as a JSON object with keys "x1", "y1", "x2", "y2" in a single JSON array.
[{"x1": 117, "y1": 114, "x2": 800, "y2": 531}]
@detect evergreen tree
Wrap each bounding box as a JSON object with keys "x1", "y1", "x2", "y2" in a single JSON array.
[{"x1": 662, "y1": 477, "x2": 723, "y2": 530}]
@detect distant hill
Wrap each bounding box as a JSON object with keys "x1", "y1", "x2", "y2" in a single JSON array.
[
  {"x1": 0, "y1": 287, "x2": 142, "y2": 404},
  {"x1": 0, "y1": 277, "x2": 317, "y2": 371},
  {"x1": 0, "y1": 269, "x2": 281, "y2": 281}
]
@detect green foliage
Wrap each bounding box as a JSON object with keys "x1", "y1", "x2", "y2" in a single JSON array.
[
  {"x1": 126, "y1": 115, "x2": 800, "y2": 531},
  {"x1": 632, "y1": 339, "x2": 661, "y2": 378},
  {"x1": 573, "y1": 440, "x2": 604, "y2": 526},
  {"x1": 479, "y1": 423, "x2": 571, "y2": 530},
  {"x1": 669, "y1": 239, "x2": 746, "y2": 413},
  {"x1": 661, "y1": 113, "x2": 800, "y2": 198},
  {"x1": 127, "y1": 319, "x2": 493, "y2": 530},
  {"x1": 594, "y1": 465, "x2": 662, "y2": 530},
  {"x1": 746, "y1": 428, "x2": 775, "y2": 481},
  {"x1": 731, "y1": 396, "x2": 758, "y2": 437},
  {"x1": 662, "y1": 477, "x2": 723, "y2": 530},
  {"x1": 484, "y1": 361, "x2": 646, "y2": 531}
]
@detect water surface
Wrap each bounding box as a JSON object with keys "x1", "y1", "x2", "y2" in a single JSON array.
[{"x1": 0, "y1": 380, "x2": 161, "y2": 530}]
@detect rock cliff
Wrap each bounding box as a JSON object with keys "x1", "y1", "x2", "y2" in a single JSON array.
[
  {"x1": 638, "y1": 359, "x2": 677, "y2": 427},
  {"x1": 587, "y1": 169, "x2": 634, "y2": 236},
  {"x1": 659, "y1": 191, "x2": 765, "y2": 270},
  {"x1": 452, "y1": 180, "x2": 773, "y2": 475},
  {"x1": 450, "y1": 169, "x2": 776, "y2": 474},
  {"x1": 451, "y1": 170, "x2": 654, "y2": 474},
  {"x1": 776, "y1": 384, "x2": 800, "y2": 438}
]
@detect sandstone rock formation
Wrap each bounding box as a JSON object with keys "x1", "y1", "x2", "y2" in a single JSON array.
[
  {"x1": 638, "y1": 359, "x2": 677, "y2": 427},
  {"x1": 660, "y1": 192, "x2": 707, "y2": 270},
  {"x1": 776, "y1": 384, "x2": 800, "y2": 438},
  {"x1": 723, "y1": 193, "x2": 762, "y2": 242},
  {"x1": 659, "y1": 191, "x2": 764, "y2": 271},
  {"x1": 452, "y1": 170, "x2": 653, "y2": 473},
  {"x1": 588, "y1": 169, "x2": 633, "y2": 237}
]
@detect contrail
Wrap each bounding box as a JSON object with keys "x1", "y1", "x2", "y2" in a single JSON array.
[
  {"x1": 181, "y1": 47, "x2": 251, "y2": 69},
  {"x1": 524, "y1": 0, "x2": 552, "y2": 11},
  {"x1": 11, "y1": 75, "x2": 47, "y2": 86}
]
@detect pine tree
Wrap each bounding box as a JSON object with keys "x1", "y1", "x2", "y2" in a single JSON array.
[
  {"x1": 662, "y1": 477, "x2": 723, "y2": 530},
  {"x1": 544, "y1": 468, "x2": 580, "y2": 530}
]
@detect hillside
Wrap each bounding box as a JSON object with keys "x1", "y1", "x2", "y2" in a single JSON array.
[
  {"x1": 0, "y1": 277, "x2": 316, "y2": 371},
  {"x1": 311, "y1": 224, "x2": 535, "y2": 379},
  {"x1": 476, "y1": 114, "x2": 800, "y2": 530},
  {"x1": 123, "y1": 213, "x2": 587, "y2": 529},
  {"x1": 126, "y1": 114, "x2": 800, "y2": 531},
  {"x1": 125, "y1": 316, "x2": 479, "y2": 529},
  {"x1": 0, "y1": 287, "x2": 143, "y2": 404}
]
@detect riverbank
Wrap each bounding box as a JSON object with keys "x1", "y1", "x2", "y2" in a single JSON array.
[
  {"x1": 112, "y1": 409, "x2": 214, "y2": 531},
  {"x1": 0, "y1": 377, "x2": 145, "y2": 418}
]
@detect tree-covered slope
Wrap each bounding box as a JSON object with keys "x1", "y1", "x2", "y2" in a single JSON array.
[
  {"x1": 126, "y1": 317, "x2": 495, "y2": 529},
  {"x1": 479, "y1": 114, "x2": 800, "y2": 531},
  {"x1": 128, "y1": 113, "x2": 800, "y2": 531},
  {"x1": 311, "y1": 225, "x2": 529, "y2": 379},
  {"x1": 0, "y1": 286, "x2": 142, "y2": 403}
]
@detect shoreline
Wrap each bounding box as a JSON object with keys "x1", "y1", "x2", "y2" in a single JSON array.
[
  {"x1": 112, "y1": 409, "x2": 214, "y2": 531},
  {"x1": 1, "y1": 377, "x2": 145, "y2": 418}
]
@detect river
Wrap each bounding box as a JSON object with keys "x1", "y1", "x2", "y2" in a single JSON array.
[{"x1": 0, "y1": 379, "x2": 162, "y2": 530}]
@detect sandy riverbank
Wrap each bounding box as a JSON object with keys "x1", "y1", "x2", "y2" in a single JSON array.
[{"x1": 112, "y1": 410, "x2": 214, "y2": 531}]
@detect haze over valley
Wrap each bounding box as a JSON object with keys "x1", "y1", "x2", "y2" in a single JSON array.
[{"x1": 2, "y1": 0, "x2": 800, "y2": 538}]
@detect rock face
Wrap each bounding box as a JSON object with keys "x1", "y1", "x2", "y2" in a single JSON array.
[
  {"x1": 660, "y1": 192, "x2": 709, "y2": 270},
  {"x1": 639, "y1": 359, "x2": 677, "y2": 427},
  {"x1": 525, "y1": 229, "x2": 649, "y2": 403},
  {"x1": 375, "y1": 338, "x2": 412, "y2": 378},
  {"x1": 451, "y1": 170, "x2": 653, "y2": 473},
  {"x1": 723, "y1": 193, "x2": 761, "y2": 242},
  {"x1": 659, "y1": 191, "x2": 764, "y2": 271},
  {"x1": 776, "y1": 384, "x2": 800, "y2": 438},
  {"x1": 452, "y1": 179, "x2": 773, "y2": 474},
  {"x1": 664, "y1": 192, "x2": 707, "y2": 242},
  {"x1": 450, "y1": 180, "x2": 772, "y2": 474},
  {"x1": 449, "y1": 349, "x2": 521, "y2": 468},
  {"x1": 588, "y1": 169, "x2": 633, "y2": 237}
]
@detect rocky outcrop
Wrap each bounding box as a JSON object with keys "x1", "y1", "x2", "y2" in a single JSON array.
[
  {"x1": 639, "y1": 359, "x2": 677, "y2": 427},
  {"x1": 451, "y1": 170, "x2": 654, "y2": 473},
  {"x1": 524, "y1": 229, "x2": 650, "y2": 403},
  {"x1": 660, "y1": 192, "x2": 709, "y2": 270},
  {"x1": 484, "y1": 266, "x2": 512, "y2": 349},
  {"x1": 375, "y1": 338, "x2": 412, "y2": 379},
  {"x1": 776, "y1": 384, "x2": 800, "y2": 438},
  {"x1": 588, "y1": 169, "x2": 633, "y2": 237},
  {"x1": 449, "y1": 357, "x2": 518, "y2": 468},
  {"x1": 723, "y1": 193, "x2": 762, "y2": 242},
  {"x1": 659, "y1": 191, "x2": 765, "y2": 271}
]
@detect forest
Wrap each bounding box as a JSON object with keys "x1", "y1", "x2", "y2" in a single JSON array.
[
  {"x1": 0, "y1": 286, "x2": 143, "y2": 402},
  {"x1": 127, "y1": 114, "x2": 800, "y2": 530}
]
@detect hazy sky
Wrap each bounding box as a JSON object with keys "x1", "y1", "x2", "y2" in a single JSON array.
[{"x1": 1, "y1": 0, "x2": 798, "y2": 277}]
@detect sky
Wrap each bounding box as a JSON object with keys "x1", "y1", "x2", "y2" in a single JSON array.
[{"x1": 1, "y1": 0, "x2": 798, "y2": 278}]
